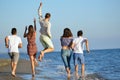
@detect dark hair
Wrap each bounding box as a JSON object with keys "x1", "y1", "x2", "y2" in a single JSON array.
[
  {"x1": 62, "y1": 28, "x2": 73, "y2": 37},
  {"x1": 28, "y1": 25, "x2": 34, "y2": 37},
  {"x1": 45, "y1": 13, "x2": 51, "y2": 19},
  {"x1": 77, "y1": 30, "x2": 83, "y2": 37},
  {"x1": 11, "y1": 28, "x2": 17, "y2": 35}
]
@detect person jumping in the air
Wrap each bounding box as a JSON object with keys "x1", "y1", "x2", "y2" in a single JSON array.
[{"x1": 38, "y1": 2, "x2": 54, "y2": 61}]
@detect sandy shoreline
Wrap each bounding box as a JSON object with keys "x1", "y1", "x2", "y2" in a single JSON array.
[
  {"x1": 0, "y1": 59, "x2": 31, "y2": 80},
  {"x1": 0, "y1": 59, "x2": 105, "y2": 80}
]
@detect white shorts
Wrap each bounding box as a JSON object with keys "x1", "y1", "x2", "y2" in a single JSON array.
[{"x1": 40, "y1": 35, "x2": 54, "y2": 48}]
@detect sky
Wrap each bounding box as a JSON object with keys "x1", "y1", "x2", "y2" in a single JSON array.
[{"x1": 0, "y1": 0, "x2": 120, "y2": 52}]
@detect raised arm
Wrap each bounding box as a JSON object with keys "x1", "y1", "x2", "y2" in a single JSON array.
[
  {"x1": 38, "y1": 2, "x2": 43, "y2": 21},
  {"x1": 23, "y1": 26, "x2": 27, "y2": 38},
  {"x1": 5, "y1": 36, "x2": 9, "y2": 48},
  {"x1": 85, "y1": 39, "x2": 90, "y2": 53},
  {"x1": 34, "y1": 18, "x2": 36, "y2": 31}
]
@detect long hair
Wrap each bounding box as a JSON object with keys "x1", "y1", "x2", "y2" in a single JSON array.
[
  {"x1": 62, "y1": 28, "x2": 73, "y2": 38},
  {"x1": 28, "y1": 25, "x2": 34, "y2": 38}
]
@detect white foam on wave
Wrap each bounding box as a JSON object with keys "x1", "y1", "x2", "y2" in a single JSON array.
[
  {"x1": 57, "y1": 65, "x2": 65, "y2": 71},
  {"x1": 37, "y1": 59, "x2": 52, "y2": 66},
  {"x1": 85, "y1": 71, "x2": 95, "y2": 75},
  {"x1": 20, "y1": 74, "x2": 32, "y2": 80},
  {"x1": 42, "y1": 59, "x2": 52, "y2": 63},
  {"x1": 56, "y1": 65, "x2": 66, "y2": 75}
]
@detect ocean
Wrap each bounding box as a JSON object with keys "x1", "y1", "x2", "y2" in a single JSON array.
[{"x1": 0, "y1": 48, "x2": 120, "y2": 80}]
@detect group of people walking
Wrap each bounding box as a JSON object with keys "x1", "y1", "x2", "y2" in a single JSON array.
[
  {"x1": 60, "y1": 28, "x2": 90, "y2": 79},
  {"x1": 4, "y1": 2, "x2": 90, "y2": 80}
]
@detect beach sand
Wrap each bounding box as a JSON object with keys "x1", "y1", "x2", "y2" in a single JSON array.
[
  {"x1": 85, "y1": 73, "x2": 105, "y2": 80},
  {"x1": 0, "y1": 59, "x2": 105, "y2": 80},
  {"x1": 0, "y1": 59, "x2": 31, "y2": 80}
]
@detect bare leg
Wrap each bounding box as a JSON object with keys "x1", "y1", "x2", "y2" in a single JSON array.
[
  {"x1": 43, "y1": 47, "x2": 54, "y2": 53},
  {"x1": 75, "y1": 65, "x2": 79, "y2": 78},
  {"x1": 34, "y1": 58, "x2": 38, "y2": 66},
  {"x1": 38, "y1": 48, "x2": 54, "y2": 61},
  {"x1": 81, "y1": 64, "x2": 85, "y2": 78},
  {"x1": 66, "y1": 68, "x2": 71, "y2": 77},
  {"x1": 11, "y1": 60, "x2": 14, "y2": 71},
  {"x1": 38, "y1": 51, "x2": 44, "y2": 61},
  {"x1": 34, "y1": 54, "x2": 38, "y2": 66},
  {"x1": 67, "y1": 74, "x2": 71, "y2": 80},
  {"x1": 29, "y1": 55, "x2": 35, "y2": 77},
  {"x1": 11, "y1": 62, "x2": 17, "y2": 77}
]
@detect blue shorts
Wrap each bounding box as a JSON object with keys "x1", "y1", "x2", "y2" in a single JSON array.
[{"x1": 73, "y1": 53, "x2": 85, "y2": 65}]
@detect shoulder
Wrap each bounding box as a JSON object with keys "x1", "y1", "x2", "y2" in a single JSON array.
[
  {"x1": 68, "y1": 37, "x2": 73, "y2": 41},
  {"x1": 68, "y1": 37, "x2": 73, "y2": 39},
  {"x1": 7, "y1": 35, "x2": 10, "y2": 38},
  {"x1": 5, "y1": 36, "x2": 9, "y2": 40},
  {"x1": 8, "y1": 35, "x2": 12, "y2": 37},
  {"x1": 17, "y1": 36, "x2": 22, "y2": 42},
  {"x1": 60, "y1": 37, "x2": 66, "y2": 41},
  {"x1": 61, "y1": 37, "x2": 72, "y2": 40},
  {"x1": 48, "y1": 22, "x2": 51, "y2": 26},
  {"x1": 83, "y1": 37, "x2": 87, "y2": 40},
  {"x1": 82, "y1": 37, "x2": 88, "y2": 42},
  {"x1": 73, "y1": 37, "x2": 78, "y2": 42},
  {"x1": 7, "y1": 35, "x2": 13, "y2": 39},
  {"x1": 16, "y1": 36, "x2": 22, "y2": 40},
  {"x1": 74, "y1": 37, "x2": 78, "y2": 40}
]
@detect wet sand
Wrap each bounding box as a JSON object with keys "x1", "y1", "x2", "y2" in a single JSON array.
[
  {"x1": 0, "y1": 59, "x2": 31, "y2": 80},
  {"x1": 85, "y1": 73, "x2": 105, "y2": 80},
  {"x1": 0, "y1": 59, "x2": 105, "y2": 80}
]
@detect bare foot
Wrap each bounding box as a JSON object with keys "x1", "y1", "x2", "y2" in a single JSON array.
[
  {"x1": 67, "y1": 73, "x2": 71, "y2": 78},
  {"x1": 81, "y1": 76, "x2": 85, "y2": 80},
  {"x1": 38, "y1": 51, "x2": 44, "y2": 62},
  {"x1": 67, "y1": 74, "x2": 71, "y2": 80},
  {"x1": 75, "y1": 73, "x2": 79, "y2": 79},
  {"x1": 32, "y1": 72, "x2": 35, "y2": 77},
  {"x1": 34, "y1": 59, "x2": 38, "y2": 66},
  {"x1": 11, "y1": 72, "x2": 16, "y2": 77}
]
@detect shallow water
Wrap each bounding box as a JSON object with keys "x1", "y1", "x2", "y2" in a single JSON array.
[{"x1": 0, "y1": 48, "x2": 120, "y2": 80}]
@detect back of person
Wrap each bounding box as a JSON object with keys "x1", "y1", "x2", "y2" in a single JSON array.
[
  {"x1": 38, "y1": 2, "x2": 52, "y2": 38},
  {"x1": 27, "y1": 32, "x2": 36, "y2": 45},
  {"x1": 8, "y1": 35, "x2": 22, "y2": 53},
  {"x1": 72, "y1": 30, "x2": 90, "y2": 79},
  {"x1": 73, "y1": 37, "x2": 87, "y2": 54},
  {"x1": 5, "y1": 28, "x2": 22, "y2": 77},
  {"x1": 60, "y1": 37, "x2": 73, "y2": 47},
  {"x1": 23, "y1": 20, "x2": 38, "y2": 77},
  {"x1": 60, "y1": 28, "x2": 73, "y2": 77},
  {"x1": 27, "y1": 32, "x2": 37, "y2": 56},
  {"x1": 40, "y1": 21, "x2": 51, "y2": 35}
]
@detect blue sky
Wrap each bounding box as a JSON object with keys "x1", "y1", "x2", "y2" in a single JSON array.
[{"x1": 0, "y1": 0, "x2": 120, "y2": 52}]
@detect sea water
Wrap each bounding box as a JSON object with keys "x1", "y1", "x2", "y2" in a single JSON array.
[{"x1": 0, "y1": 48, "x2": 120, "y2": 80}]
